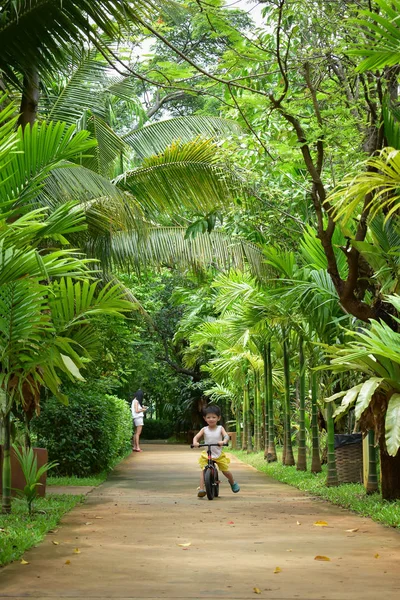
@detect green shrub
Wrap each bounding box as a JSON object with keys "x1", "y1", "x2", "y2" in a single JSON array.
[
  {"x1": 32, "y1": 387, "x2": 132, "y2": 476},
  {"x1": 141, "y1": 419, "x2": 174, "y2": 440}
]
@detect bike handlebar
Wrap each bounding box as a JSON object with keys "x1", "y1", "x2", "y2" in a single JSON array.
[{"x1": 190, "y1": 443, "x2": 229, "y2": 448}]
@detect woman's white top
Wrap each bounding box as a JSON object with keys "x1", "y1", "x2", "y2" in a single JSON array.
[
  {"x1": 203, "y1": 425, "x2": 223, "y2": 458},
  {"x1": 131, "y1": 399, "x2": 142, "y2": 419}
]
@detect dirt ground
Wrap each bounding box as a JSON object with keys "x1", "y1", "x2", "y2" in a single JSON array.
[{"x1": 0, "y1": 444, "x2": 399, "y2": 600}]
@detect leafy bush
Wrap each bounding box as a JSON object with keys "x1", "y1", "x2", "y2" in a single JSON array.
[
  {"x1": 32, "y1": 387, "x2": 132, "y2": 476},
  {"x1": 140, "y1": 419, "x2": 174, "y2": 440}
]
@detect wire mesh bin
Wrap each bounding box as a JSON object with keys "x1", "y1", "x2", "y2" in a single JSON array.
[{"x1": 334, "y1": 434, "x2": 363, "y2": 484}]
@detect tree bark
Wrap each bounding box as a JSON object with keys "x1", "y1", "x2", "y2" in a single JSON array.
[
  {"x1": 379, "y1": 440, "x2": 400, "y2": 500},
  {"x1": 310, "y1": 371, "x2": 322, "y2": 473},
  {"x1": 1, "y1": 411, "x2": 12, "y2": 514},
  {"x1": 18, "y1": 68, "x2": 40, "y2": 129},
  {"x1": 297, "y1": 337, "x2": 307, "y2": 471}
]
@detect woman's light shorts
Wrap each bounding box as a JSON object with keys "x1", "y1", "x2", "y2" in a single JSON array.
[
  {"x1": 134, "y1": 417, "x2": 144, "y2": 427},
  {"x1": 199, "y1": 451, "x2": 230, "y2": 472}
]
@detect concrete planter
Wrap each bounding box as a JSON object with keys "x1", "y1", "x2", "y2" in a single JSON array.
[{"x1": 0, "y1": 446, "x2": 48, "y2": 497}]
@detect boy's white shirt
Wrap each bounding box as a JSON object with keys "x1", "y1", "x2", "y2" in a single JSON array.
[{"x1": 194, "y1": 425, "x2": 229, "y2": 458}]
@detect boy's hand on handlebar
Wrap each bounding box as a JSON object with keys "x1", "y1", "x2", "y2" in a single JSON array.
[{"x1": 192, "y1": 441, "x2": 200, "y2": 447}]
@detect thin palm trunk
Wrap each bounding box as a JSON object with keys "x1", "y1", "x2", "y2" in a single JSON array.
[
  {"x1": 326, "y1": 401, "x2": 338, "y2": 487},
  {"x1": 254, "y1": 370, "x2": 262, "y2": 452},
  {"x1": 297, "y1": 337, "x2": 307, "y2": 471},
  {"x1": 263, "y1": 360, "x2": 269, "y2": 458},
  {"x1": 246, "y1": 381, "x2": 253, "y2": 453},
  {"x1": 235, "y1": 396, "x2": 242, "y2": 449},
  {"x1": 283, "y1": 335, "x2": 295, "y2": 466},
  {"x1": 366, "y1": 429, "x2": 379, "y2": 494},
  {"x1": 1, "y1": 410, "x2": 12, "y2": 514},
  {"x1": 242, "y1": 384, "x2": 248, "y2": 451},
  {"x1": 310, "y1": 371, "x2": 322, "y2": 473},
  {"x1": 266, "y1": 342, "x2": 277, "y2": 461}
]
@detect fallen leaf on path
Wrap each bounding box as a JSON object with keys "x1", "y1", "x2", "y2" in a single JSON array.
[
  {"x1": 253, "y1": 587, "x2": 262, "y2": 594},
  {"x1": 48, "y1": 529, "x2": 58, "y2": 534},
  {"x1": 314, "y1": 521, "x2": 329, "y2": 527},
  {"x1": 52, "y1": 541, "x2": 59, "y2": 545},
  {"x1": 73, "y1": 548, "x2": 81, "y2": 554},
  {"x1": 274, "y1": 567, "x2": 281, "y2": 574},
  {"x1": 374, "y1": 553, "x2": 380, "y2": 559},
  {"x1": 85, "y1": 522, "x2": 93, "y2": 525},
  {"x1": 65, "y1": 560, "x2": 71, "y2": 565},
  {"x1": 286, "y1": 549, "x2": 293, "y2": 552},
  {"x1": 296, "y1": 521, "x2": 301, "y2": 525},
  {"x1": 346, "y1": 528, "x2": 359, "y2": 533},
  {"x1": 95, "y1": 516, "x2": 103, "y2": 519},
  {"x1": 20, "y1": 559, "x2": 29, "y2": 565},
  {"x1": 228, "y1": 521, "x2": 235, "y2": 524},
  {"x1": 314, "y1": 555, "x2": 331, "y2": 561},
  {"x1": 178, "y1": 543, "x2": 191, "y2": 547}
]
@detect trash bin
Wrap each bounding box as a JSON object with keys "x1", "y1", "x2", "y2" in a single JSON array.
[{"x1": 334, "y1": 433, "x2": 363, "y2": 484}]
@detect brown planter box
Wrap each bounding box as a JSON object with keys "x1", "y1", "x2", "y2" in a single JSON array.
[{"x1": 0, "y1": 446, "x2": 48, "y2": 497}]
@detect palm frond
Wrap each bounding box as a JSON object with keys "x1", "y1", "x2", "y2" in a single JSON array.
[{"x1": 123, "y1": 116, "x2": 243, "y2": 159}]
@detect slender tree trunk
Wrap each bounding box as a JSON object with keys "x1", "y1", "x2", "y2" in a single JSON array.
[
  {"x1": 254, "y1": 371, "x2": 262, "y2": 452},
  {"x1": 263, "y1": 352, "x2": 269, "y2": 458},
  {"x1": 235, "y1": 396, "x2": 242, "y2": 449},
  {"x1": 242, "y1": 384, "x2": 248, "y2": 451},
  {"x1": 266, "y1": 342, "x2": 277, "y2": 462},
  {"x1": 326, "y1": 401, "x2": 338, "y2": 487},
  {"x1": 379, "y1": 437, "x2": 400, "y2": 500},
  {"x1": 18, "y1": 68, "x2": 40, "y2": 129},
  {"x1": 246, "y1": 382, "x2": 253, "y2": 453},
  {"x1": 297, "y1": 337, "x2": 307, "y2": 471},
  {"x1": 283, "y1": 335, "x2": 295, "y2": 466},
  {"x1": 366, "y1": 430, "x2": 379, "y2": 494},
  {"x1": 310, "y1": 371, "x2": 322, "y2": 473},
  {"x1": 1, "y1": 411, "x2": 12, "y2": 514}
]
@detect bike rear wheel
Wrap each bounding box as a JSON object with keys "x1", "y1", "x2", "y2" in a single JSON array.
[
  {"x1": 204, "y1": 467, "x2": 215, "y2": 500},
  {"x1": 213, "y1": 465, "x2": 220, "y2": 497}
]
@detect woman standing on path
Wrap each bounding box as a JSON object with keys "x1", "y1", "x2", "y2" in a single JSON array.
[{"x1": 131, "y1": 389, "x2": 148, "y2": 452}]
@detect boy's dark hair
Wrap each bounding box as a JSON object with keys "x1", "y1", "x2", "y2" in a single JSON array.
[{"x1": 203, "y1": 404, "x2": 221, "y2": 417}]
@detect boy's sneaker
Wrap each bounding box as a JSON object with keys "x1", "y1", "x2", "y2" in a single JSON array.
[
  {"x1": 230, "y1": 482, "x2": 240, "y2": 493},
  {"x1": 197, "y1": 488, "x2": 206, "y2": 498}
]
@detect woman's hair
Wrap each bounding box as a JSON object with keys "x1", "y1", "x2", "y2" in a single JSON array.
[
  {"x1": 203, "y1": 404, "x2": 221, "y2": 417},
  {"x1": 134, "y1": 389, "x2": 144, "y2": 406}
]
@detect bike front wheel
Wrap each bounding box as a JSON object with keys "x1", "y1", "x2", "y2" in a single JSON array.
[
  {"x1": 204, "y1": 467, "x2": 215, "y2": 500},
  {"x1": 213, "y1": 466, "x2": 219, "y2": 497}
]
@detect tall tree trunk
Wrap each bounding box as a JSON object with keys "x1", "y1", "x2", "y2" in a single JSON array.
[
  {"x1": 379, "y1": 438, "x2": 400, "y2": 500},
  {"x1": 246, "y1": 382, "x2": 253, "y2": 454},
  {"x1": 366, "y1": 430, "x2": 379, "y2": 494},
  {"x1": 266, "y1": 342, "x2": 277, "y2": 462},
  {"x1": 283, "y1": 335, "x2": 295, "y2": 466},
  {"x1": 297, "y1": 337, "x2": 307, "y2": 471},
  {"x1": 254, "y1": 370, "x2": 262, "y2": 452},
  {"x1": 310, "y1": 371, "x2": 322, "y2": 473},
  {"x1": 263, "y1": 353, "x2": 269, "y2": 459},
  {"x1": 18, "y1": 68, "x2": 40, "y2": 129},
  {"x1": 235, "y1": 396, "x2": 242, "y2": 450},
  {"x1": 326, "y1": 401, "x2": 338, "y2": 487},
  {"x1": 1, "y1": 411, "x2": 12, "y2": 514},
  {"x1": 242, "y1": 384, "x2": 248, "y2": 451}
]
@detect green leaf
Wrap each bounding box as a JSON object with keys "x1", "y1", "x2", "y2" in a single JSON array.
[
  {"x1": 60, "y1": 353, "x2": 85, "y2": 381},
  {"x1": 355, "y1": 378, "x2": 383, "y2": 421},
  {"x1": 332, "y1": 384, "x2": 363, "y2": 419},
  {"x1": 385, "y1": 393, "x2": 400, "y2": 456}
]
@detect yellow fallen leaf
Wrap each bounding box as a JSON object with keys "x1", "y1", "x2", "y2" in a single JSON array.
[
  {"x1": 178, "y1": 542, "x2": 191, "y2": 547},
  {"x1": 314, "y1": 555, "x2": 331, "y2": 561},
  {"x1": 85, "y1": 522, "x2": 93, "y2": 526},
  {"x1": 314, "y1": 521, "x2": 329, "y2": 527},
  {"x1": 253, "y1": 587, "x2": 262, "y2": 594},
  {"x1": 95, "y1": 516, "x2": 103, "y2": 519},
  {"x1": 286, "y1": 549, "x2": 293, "y2": 552},
  {"x1": 20, "y1": 559, "x2": 29, "y2": 565},
  {"x1": 374, "y1": 553, "x2": 380, "y2": 559},
  {"x1": 296, "y1": 521, "x2": 301, "y2": 525},
  {"x1": 346, "y1": 528, "x2": 359, "y2": 533},
  {"x1": 73, "y1": 548, "x2": 81, "y2": 554},
  {"x1": 65, "y1": 560, "x2": 71, "y2": 565},
  {"x1": 52, "y1": 541, "x2": 59, "y2": 545},
  {"x1": 274, "y1": 567, "x2": 281, "y2": 574}
]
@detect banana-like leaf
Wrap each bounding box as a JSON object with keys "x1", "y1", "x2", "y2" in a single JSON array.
[
  {"x1": 355, "y1": 377, "x2": 383, "y2": 420},
  {"x1": 123, "y1": 116, "x2": 243, "y2": 159},
  {"x1": 332, "y1": 384, "x2": 363, "y2": 419},
  {"x1": 385, "y1": 393, "x2": 400, "y2": 456}
]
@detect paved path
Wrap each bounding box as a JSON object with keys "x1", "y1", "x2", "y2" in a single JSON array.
[{"x1": 0, "y1": 445, "x2": 399, "y2": 600}]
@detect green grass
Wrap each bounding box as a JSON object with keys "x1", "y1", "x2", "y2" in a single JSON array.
[
  {"x1": 230, "y1": 449, "x2": 400, "y2": 529},
  {"x1": 0, "y1": 494, "x2": 85, "y2": 567},
  {"x1": 47, "y1": 473, "x2": 106, "y2": 486}
]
